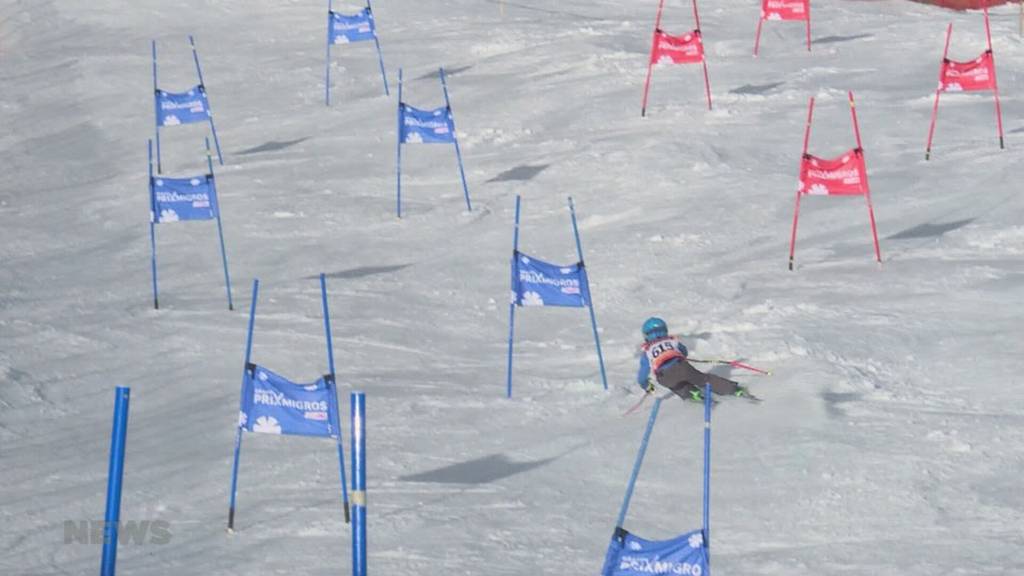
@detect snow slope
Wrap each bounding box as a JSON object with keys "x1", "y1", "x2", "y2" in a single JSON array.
[{"x1": 1, "y1": 0, "x2": 1023, "y2": 574}]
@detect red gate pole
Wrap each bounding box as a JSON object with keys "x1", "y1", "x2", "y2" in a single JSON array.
[
  {"x1": 805, "y1": 1, "x2": 812, "y2": 52},
  {"x1": 753, "y1": 6, "x2": 765, "y2": 56},
  {"x1": 641, "y1": 0, "x2": 667, "y2": 117},
  {"x1": 694, "y1": 0, "x2": 712, "y2": 109},
  {"x1": 925, "y1": 23, "x2": 952, "y2": 161},
  {"x1": 849, "y1": 92, "x2": 881, "y2": 265},
  {"x1": 984, "y1": 7, "x2": 1005, "y2": 149},
  {"x1": 789, "y1": 97, "x2": 814, "y2": 271}
]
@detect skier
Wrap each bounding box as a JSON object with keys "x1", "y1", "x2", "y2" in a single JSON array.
[{"x1": 637, "y1": 317, "x2": 753, "y2": 402}]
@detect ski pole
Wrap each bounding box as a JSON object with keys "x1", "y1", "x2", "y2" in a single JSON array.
[{"x1": 688, "y1": 358, "x2": 772, "y2": 376}]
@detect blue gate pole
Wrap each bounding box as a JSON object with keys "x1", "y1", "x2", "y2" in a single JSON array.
[
  {"x1": 100, "y1": 386, "x2": 131, "y2": 576},
  {"x1": 396, "y1": 68, "x2": 403, "y2": 217},
  {"x1": 147, "y1": 140, "x2": 159, "y2": 309},
  {"x1": 568, "y1": 197, "x2": 607, "y2": 391},
  {"x1": 615, "y1": 397, "x2": 662, "y2": 528},
  {"x1": 152, "y1": 41, "x2": 162, "y2": 174},
  {"x1": 440, "y1": 67, "x2": 472, "y2": 212},
  {"x1": 367, "y1": 0, "x2": 389, "y2": 96},
  {"x1": 207, "y1": 138, "x2": 234, "y2": 311},
  {"x1": 325, "y1": 0, "x2": 333, "y2": 106},
  {"x1": 506, "y1": 195, "x2": 521, "y2": 398},
  {"x1": 351, "y1": 392, "x2": 367, "y2": 576},
  {"x1": 702, "y1": 382, "x2": 712, "y2": 561},
  {"x1": 321, "y1": 273, "x2": 351, "y2": 523},
  {"x1": 228, "y1": 279, "x2": 258, "y2": 532},
  {"x1": 189, "y1": 35, "x2": 224, "y2": 166}
]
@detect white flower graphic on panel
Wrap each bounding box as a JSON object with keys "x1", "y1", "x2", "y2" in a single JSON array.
[
  {"x1": 520, "y1": 255, "x2": 531, "y2": 265},
  {"x1": 560, "y1": 267, "x2": 573, "y2": 274},
  {"x1": 510, "y1": 290, "x2": 518, "y2": 304},
  {"x1": 258, "y1": 370, "x2": 269, "y2": 381},
  {"x1": 405, "y1": 131, "x2": 424, "y2": 144},
  {"x1": 658, "y1": 55, "x2": 674, "y2": 65},
  {"x1": 253, "y1": 416, "x2": 282, "y2": 434},
  {"x1": 522, "y1": 291, "x2": 545, "y2": 307},
  {"x1": 163, "y1": 115, "x2": 181, "y2": 126},
  {"x1": 944, "y1": 82, "x2": 963, "y2": 92},
  {"x1": 190, "y1": 178, "x2": 201, "y2": 186},
  {"x1": 767, "y1": 12, "x2": 782, "y2": 21},
  {"x1": 688, "y1": 533, "x2": 703, "y2": 549},
  {"x1": 159, "y1": 209, "x2": 180, "y2": 222},
  {"x1": 238, "y1": 411, "x2": 247, "y2": 427},
  {"x1": 628, "y1": 541, "x2": 643, "y2": 551},
  {"x1": 808, "y1": 183, "x2": 829, "y2": 196},
  {"x1": 335, "y1": 36, "x2": 351, "y2": 44},
  {"x1": 304, "y1": 384, "x2": 319, "y2": 391}
]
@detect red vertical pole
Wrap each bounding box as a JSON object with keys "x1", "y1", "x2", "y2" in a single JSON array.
[
  {"x1": 848, "y1": 91, "x2": 863, "y2": 150},
  {"x1": 701, "y1": 58, "x2": 713, "y2": 110},
  {"x1": 789, "y1": 97, "x2": 814, "y2": 271},
  {"x1": 694, "y1": 0, "x2": 711, "y2": 110},
  {"x1": 641, "y1": 0, "x2": 667, "y2": 117},
  {"x1": 849, "y1": 92, "x2": 881, "y2": 265},
  {"x1": 926, "y1": 23, "x2": 952, "y2": 161},
  {"x1": 754, "y1": 17, "x2": 764, "y2": 56},
  {"x1": 984, "y1": 7, "x2": 1005, "y2": 149},
  {"x1": 805, "y1": 0, "x2": 812, "y2": 52}
]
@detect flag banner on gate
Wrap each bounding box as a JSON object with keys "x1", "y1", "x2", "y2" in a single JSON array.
[
  {"x1": 151, "y1": 175, "x2": 217, "y2": 223},
  {"x1": 328, "y1": 8, "x2": 377, "y2": 44},
  {"x1": 156, "y1": 86, "x2": 211, "y2": 126},
  {"x1": 511, "y1": 252, "x2": 591, "y2": 308},
  {"x1": 939, "y1": 52, "x2": 996, "y2": 92},
  {"x1": 762, "y1": 0, "x2": 808, "y2": 21},
  {"x1": 600, "y1": 527, "x2": 709, "y2": 576},
  {"x1": 651, "y1": 30, "x2": 705, "y2": 65},
  {"x1": 798, "y1": 149, "x2": 868, "y2": 196},
  {"x1": 239, "y1": 364, "x2": 341, "y2": 438},
  {"x1": 399, "y1": 104, "x2": 456, "y2": 144}
]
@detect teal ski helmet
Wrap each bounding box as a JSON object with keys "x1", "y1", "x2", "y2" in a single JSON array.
[{"x1": 642, "y1": 317, "x2": 668, "y2": 342}]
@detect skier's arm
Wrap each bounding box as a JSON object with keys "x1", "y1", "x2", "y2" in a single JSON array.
[{"x1": 636, "y1": 355, "x2": 653, "y2": 391}]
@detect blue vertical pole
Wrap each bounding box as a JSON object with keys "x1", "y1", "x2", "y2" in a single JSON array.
[
  {"x1": 228, "y1": 279, "x2": 258, "y2": 532},
  {"x1": 189, "y1": 35, "x2": 224, "y2": 166},
  {"x1": 440, "y1": 67, "x2": 472, "y2": 212},
  {"x1": 351, "y1": 392, "x2": 367, "y2": 576},
  {"x1": 615, "y1": 397, "x2": 662, "y2": 528},
  {"x1": 396, "y1": 68, "x2": 403, "y2": 218},
  {"x1": 367, "y1": 0, "x2": 389, "y2": 96},
  {"x1": 100, "y1": 386, "x2": 131, "y2": 576},
  {"x1": 207, "y1": 138, "x2": 234, "y2": 311},
  {"x1": 506, "y1": 195, "x2": 521, "y2": 398},
  {"x1": 321, "y1": 273, "x2": 336, "y2": 375},
  {"x1": 325, "y1": 0, "x2": 333, "y2": 106},
  {"x1": 148, "y1": 140, "x2": 159, "y2": 310},
  {"x1": 321, "y1": 273, "x2": 351, "y2": 523},
  {"x1": 702, "y1": 382, "x2": 712, "y2": 561},
  {"x1": 152, "y1": 40, "x2": 162, "y2": 174},
  {"x1": 569, "y1": 197, "x2": 608, "y2": 391}
]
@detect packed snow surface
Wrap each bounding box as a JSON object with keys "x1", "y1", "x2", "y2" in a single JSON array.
[{"x1": 1, "y1": 0, "x2": 1023, "y2": 574}]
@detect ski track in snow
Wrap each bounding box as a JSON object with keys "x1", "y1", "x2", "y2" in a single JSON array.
[{"x1": 1, "y1": 0, "x2": 1023, "y2": 574}]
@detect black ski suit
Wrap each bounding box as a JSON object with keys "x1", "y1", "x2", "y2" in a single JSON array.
[{"x1": 655, "y1": 359, "x2": 742, "y2": 400}]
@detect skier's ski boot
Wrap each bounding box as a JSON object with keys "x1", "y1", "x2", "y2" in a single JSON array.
[{"x1": 734, "y1": 386, "x2": 761, "y2": 402}]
